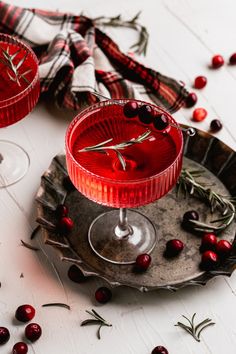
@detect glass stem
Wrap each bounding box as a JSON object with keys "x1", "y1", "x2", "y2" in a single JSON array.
[{"x1": 114, "y1": 208, "x2": 133, "y2": 239}]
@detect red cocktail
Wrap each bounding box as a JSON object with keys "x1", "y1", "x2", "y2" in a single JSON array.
[
  {"x1": 0, "y1": 33, "x2": 40, "y2": 186},
  {"x1": 66, "y1": 100, "x2": 183, "y2": 264}
]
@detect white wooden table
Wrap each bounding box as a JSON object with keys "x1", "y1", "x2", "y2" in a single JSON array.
[{"x1": 1, "y1": 1, "x2": 236, "y2": 353}]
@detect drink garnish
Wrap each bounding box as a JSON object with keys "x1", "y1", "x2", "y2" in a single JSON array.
[
  {"x1": 78, "y1": 129, "x2": 152, "y2": 170},
  {"x1": 177, "y1": 169, "x2": 236, "y2": 233},
  {"x1": 0, "y1": 45, "x2": 32, "y2": 86}
]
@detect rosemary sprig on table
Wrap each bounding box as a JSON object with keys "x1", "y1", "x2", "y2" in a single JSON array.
[
  {"x1": 81, "y1": 309, "x2": 112, "y2": 339},
  {"x1": 175, "y1": 313, "x2": 215, "y2": 342},
  {"x1": 42, "y1": 303, "x2": 71, "y2": 310},
  {"x1": 93, "y1": 12, "x2": 149, "y2": 55},
  {"x1": 0, "y1": 46, "x2": 31, "y2": 86},
  {"x1": 177, "y1": 169, "x2": 236, "y2": 233},
  {"x1": 79, "y1": 129, "x2": 151, "y2": 171}
]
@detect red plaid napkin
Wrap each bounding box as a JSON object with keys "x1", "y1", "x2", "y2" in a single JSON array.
[{"x1": 0, "y1": 1, "x2": 188, "y2": 113}]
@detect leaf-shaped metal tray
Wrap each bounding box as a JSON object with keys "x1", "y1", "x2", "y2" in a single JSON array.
[{"x1": 35, "y1": 127, "x2": 236, "y2": 291}]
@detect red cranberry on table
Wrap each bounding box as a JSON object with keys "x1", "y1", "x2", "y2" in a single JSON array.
[
  {"x1": 15, "y1": 304, "x2": 35, "y2": 323},
  {"x1": 200, "y1": 233, "x2": 217, "y2": 252},
  {"x1": 25, "y1": 323, "x2": 42, "y2": 342},
  {"x1": 12, "y1": 342, "x2": 28, "y2": 354},
  {"x1": 185, "y1": 92, "x2": 198, "y2": 108},
  {"x1": 135, "y1": 253, "x2": 152, "y2": 271},
  {"x1": 192, "y1": 108, "x2": 207, "y2": 122},
  {"x1": 165, "y1": 239, "x2": 184, "y2": 257},
  {"x1": 152, "y1": 346, "x2": 169, "y2": 354},
  {"x1": 138, "y1": 104, "x2": 155, "y2": 124},
  {"x1": 200, "y1": 250, "x2": 218, "y2": 270},
  {"x1": 210, "y1": 119, "x2": 222, "y2": 132},
  {"x1": 194, "y1": 76, "x2": 207, "y2": 89},
  {"x1": 216, "y1": 240, "x2": 232, "y2": 258},
  {"x1": 0, "y1": 327, "x2": 10, "y2": 345},
  {"x1": 95, "y1": 287, "x2": 112, "y2": 304},
  {"x1": 68, "y1": 264, "x2": 87, "y2": 283},
  {"x1": 123, "y1": 101, "x2": 139, "y2": 118},
  {"x1": 229, "y1": 53, "x2": 236, "y2": 65},
  {"x1": 55, "y1": 204, "x2": 68, "y2": 218},
  {"x1": 212, "y1": 54, "x2": 224, "y2": 68},
  {"x1": 57, "y1": 216, "x2": 74, "y2": 235},
  {"x1": 153, "y1": 114, "x2": 169, "y2": 131}
]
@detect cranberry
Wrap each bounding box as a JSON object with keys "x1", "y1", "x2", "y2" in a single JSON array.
[
  {"x1": 229, "y1": 53, "x2": 236, "y2": 65},
  {"x1": 200, "y1": 233, "x2": 217, "y2": 252},
  {"x1": 194, "y1": 76, "x2": 207, "y2": 89},
  {"x1": 0, "y1": 327, "x2": 10, "y2": 345},
  {"x1": 68, "y1": 264, "x2": 87, "y2": 283},
  {"x1": 12, "y1": 342, "x2": 28, "y2": 354},
  {"x1": 63, "y1": 176, "x2": 75, "y2": 192},
  {"x1": 183, "y1": 210, "x2": 199, "y2": 222},
  {"x1": 138, "y1": 104, "x2": 154, "y2": 124},
  {"x1": 201, "y1": 250, "x2": 218, "y2": 270},
  {"x1": 212, "y1": 55, "x2": 224, "y2": 69},
  {"x1": 123, "y1": 101, "x2": 139, "y2": 118},
  {"x1": 182, "y1": 210, "x2": 199, "y2": 231},
  {"x1": 25, "y1": 323, "x2": 42, "y2": 342},
  {"x1": 165, "y1": 239, "x2": 184, "y2": 257},
  {"x1": 216, "y1": 240, "x2": 232, "y2": 258},
  {"x1": 15, "y1": 304, "x2": 35, "y2": 323},
  {"x1": 153, "y1": 114, "x2": 169, "y2": 131},
  {"x1": 185, "y1": 92, "x2": 197, "y2": 108},
  {"x1": 57, "y1": 216, "x2": 74, "y2": 235},
  {"x1": 135, "y1": 253, "x2": 152, "y2": 271},
  {"x1": 56, "y1": 204, "x2": 68, "y2": 218},
  {"x1": 210, "y1": 119, "x2": 222, "y2": 132},
  {"x1": 95, "y1": 287, "x2": 112, "y2": 304},
  {"x1": 192, "y1": 108, "x2": 207, "y2": 122},
  {"x1": 152, "y1": 346, "x2": 169, "y2": 354}
]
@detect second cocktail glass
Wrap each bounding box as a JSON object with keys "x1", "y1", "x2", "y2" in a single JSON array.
[
  {"x1": 0, "y1": 33, "x2": 40, "y2": 187},
  {"x1": 66, "y1": 99, "x2": 183, "y2": 264}
]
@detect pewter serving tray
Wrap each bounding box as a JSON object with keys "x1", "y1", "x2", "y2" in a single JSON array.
[{"x1": 36, "y1": 127, "x2": 236, "y2": 291}]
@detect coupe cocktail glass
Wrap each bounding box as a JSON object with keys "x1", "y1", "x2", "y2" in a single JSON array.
[
  {"x1": 0, "y1": 33, "x2": 40, "y2": 187},
  {"x1": 66, "y1": 100, "x2": 183, "y2": 264}
]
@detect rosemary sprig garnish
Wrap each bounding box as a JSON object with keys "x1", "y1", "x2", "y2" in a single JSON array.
[
  {"x1": 177, "y1": 169, "x2": 236, "y2": 233},
  {"x1": 175, "y1": 313, "x2": 215, "y2": 342},
  {"x1": 79, "y1": 129, "x2": 151, "y2": 171},
  {"x1": 0, "y1": 45, "x2": 31, "y2": 86},
  {"x1": 21, "y1": 239, "x2": 39, "y2": 251},
  {"x1": 81, "y1": 309, "x2": 112, "y2": 339},
  {"x1": 42, "y1": 303, "x2": 71, "y2": 310},
  {"x1": 93, "y1": 12, "x2": 149, "y2": 55}
]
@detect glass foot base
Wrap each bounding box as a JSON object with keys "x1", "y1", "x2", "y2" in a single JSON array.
[
  {"x1": 0, "y1": 140, "x2": 30, "y2": 187},
  {"x1": 88, "y1": 209, "x2": 157, "y2": 264}
]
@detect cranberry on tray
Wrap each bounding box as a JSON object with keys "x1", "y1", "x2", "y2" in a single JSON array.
[{"x1": 135, "y1": 253, "x2": 152, "y2": 271}]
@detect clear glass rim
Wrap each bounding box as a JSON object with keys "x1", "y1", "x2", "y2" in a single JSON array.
[
  {"x1": 0, "y1": 33, "x2": 39, "y2": 108},
  {"x1": 65, "y1": 99, "x2": 183, "y2": 185}
]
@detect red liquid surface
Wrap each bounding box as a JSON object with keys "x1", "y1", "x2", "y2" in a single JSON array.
[
  {"x1": 73, "y1": 120, "x2": 176, "y2": 181},
  {"x1": 0, "y1": 39, "x2": 39, "y2": 127},
  {"x1": 66, "y1": 101, "x2": 183, "y2": 208},
  {"x1": 0, "y1": 42, "x2": 37, "y2": 100}
]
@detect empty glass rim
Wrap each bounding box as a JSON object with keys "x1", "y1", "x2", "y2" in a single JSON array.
[
  {"x1": 0, "y1": 33, "x2": 39, "y2": 108},
  {"x1": 65, "y1": 98, "x2": 184, "y2": 185}
]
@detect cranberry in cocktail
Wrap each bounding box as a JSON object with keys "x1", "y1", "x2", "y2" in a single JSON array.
[{"x1": 66, "y1": 100, "x2": 183, "y2": 264}]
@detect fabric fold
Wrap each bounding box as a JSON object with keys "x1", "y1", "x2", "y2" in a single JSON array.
[{"x1": 0, "y1": 1, "x2": 188, "y2": 112}]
